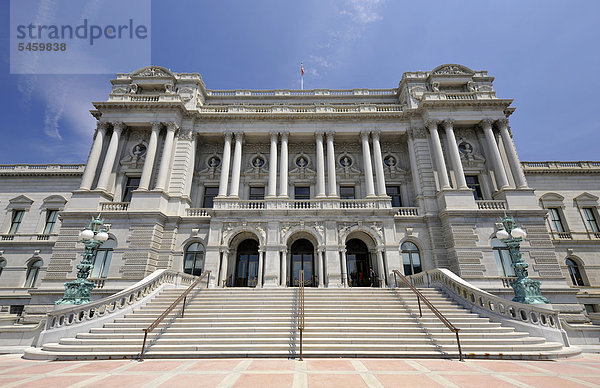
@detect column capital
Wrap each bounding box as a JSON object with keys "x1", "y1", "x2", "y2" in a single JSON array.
[
  {"x1": 233, "y1": 130, "x2": 244, "y2": 140},
  {"x1": 279, "y1": 130, "x2": 289, "y2": 140},
  {"x1": 441, "y1": 119, "x2": 455, "y2": 129},
  {"x1": 360, "y1": 130, "x2": 370, "y2": 140},
  {"x1": 371, "y1": 130, "x2": 381, "y2": 140},
  {"x1": 97, "y1": 121, "x2": 109, "y2": 132},
  {"x1": 166, "y1": 121, "x2": 179, "y2": 132},
  {"x1": 479, "y1": 118, "x2": 494, "y2": 129},
  {"x1": 315, "y1": 130, "x2": 325, "y2": 138},
  {"x1": 111, "y1": 121, "x2": 126, "y2": 133},
  {"x1": 150, "y1": 121, "x2": 162, "y2": 131},
  {"x1": 269, "y1": 130, "x2": 279, "y2": 139},
  {"x1": 223, "y1": 130, "x2": 233, "y2": 140},
  {"x1": 425, "y1": 119, "x2": 439, "y2": 130},
  {"x1": 325, "y1": 130, "x2": 335, "y2": 139},
  {"x1": 496, "y1": 118, "x2": 509, "y2": 129}
]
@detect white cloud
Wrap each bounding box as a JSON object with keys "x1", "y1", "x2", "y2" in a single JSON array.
[{"x1": 341, "y1": 0, "x2": 384, "y2": 24}]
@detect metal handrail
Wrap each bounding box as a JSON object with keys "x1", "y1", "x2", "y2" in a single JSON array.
[
  {"x1": 139, "y1": 270, "x2": 210, "y2": 361},
  {"x1": 298, "y1": 270, "x2": 305, "y2": 361},
  {"x1": 392, "y1": 270, "x2": 463, "y2": 361}
]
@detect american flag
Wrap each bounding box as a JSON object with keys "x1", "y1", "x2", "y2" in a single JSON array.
[{"x1": 301, "y1": 62, "x2": 304, "y2": 76}]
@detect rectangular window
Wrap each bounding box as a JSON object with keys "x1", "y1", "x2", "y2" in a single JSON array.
[
  {"x1": 121, "y1": 177, "x2": 140, "y2": 202},
  {"x1": 339, "y1": 186, "x2": 355, "y2": 199},
  {"x1": 294, "y1": 186, "x2": 310, "y2": 200},
  {"x1": 8, "y1": 210, "x2": 24, "y2": 234},
  {"x1": 583, "y1": 208, "x2": 600, "y2": 233},
  {"x1": 43, "y1": 210, "x2": 59, "y2": 234},
  {"x1": 465, "y1": 175, "x2": 483, "y2": 200},
  {"x1": 386, "y1": 185, "x2": 402, "y2": 207},
  {"x1": 548, "y1": 208, "x2": 565, "y2": 233},
  {"x1": 202, "y1": 187, "x2": 219, "y2": 208},
  {"x1": 249, "y1": 186, "x2": 265, "y2": 200}
]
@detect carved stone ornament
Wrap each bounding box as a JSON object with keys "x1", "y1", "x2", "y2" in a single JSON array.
[
  {"x1": 135, "y1": 67, "x2": 172, "y2": 77},
  {"x1": 370, "y1": 223, "x2": 383, "y2": 241},
  {"x1": 120, "y1": 141, "x2": 148, "y2": 170},
  {"x1": 409, "y1": 86, "x2": 426, "y2": 101},
  {"x1": 432, "y1": 64, "x2": 474, "y2": 75},
  {"x1": 178, "y1": 87, "x2": 194, "y2": 102},
  {"x1": 199, "y1": 154, "x2": 221, "y2": 179},
  {"x1": 336, "y1": 151, "x2": 360, "y2": 178},
  {"x1": 178, "y1": 127, "x2": 194, "y2": 141},
  {"x1": 290, "y1": 153, "x2": 315, "y2": 179},
  {"x1": 410, "y1": 127, "x2": 428, "y2": 139},
  {"x1": 112, "y1": 86, "x2": 128, "y2": 94}
]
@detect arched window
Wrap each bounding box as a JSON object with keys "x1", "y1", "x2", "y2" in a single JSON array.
[
  {"x1": 25, "y1": 259, "x2": 42, "y2": 288},
  {"x1": 566, "y1": 258, "x2": 586, "y2": 286},
  {"x1": 184, "y1": 242, "x2": 205, "y2": 276},
  {"x1": 401, "y1": 242, "x2": 422, "y2": 275},
  {"x1": 492, "y1": 238, "x2": 515, "y2": 277},
  {"x1": 91, "y1": 239, "x2": 116, "y2": 279},
  {"x1": 0, "y1": 259, "x2": 6, "y2": 278}
]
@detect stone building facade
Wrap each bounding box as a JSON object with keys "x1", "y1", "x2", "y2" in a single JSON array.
[{"x1": 0, "y1": 64, "x2": 598, "y2": 325}]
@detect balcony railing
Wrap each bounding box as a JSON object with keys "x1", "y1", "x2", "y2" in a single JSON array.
[
  {"x1": 475, "y1": 200, "x2": 507, "y2": 210},
  {"x1": 100, "y1": 202, "x2": 130, "y2": 211},
  {"x1": 0, "y1": 234, "x2": 58, "y2": 242},
  {"x1": 185, "y1": 208, "x2": 211, "y2": 217}
]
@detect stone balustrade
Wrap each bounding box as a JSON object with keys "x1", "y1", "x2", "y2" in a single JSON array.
[
  {"x1": 421, "y1": 91, "x2": 497, "y2": 101},
  {"x1": 198, "y1": 104, "x2": 403, "y2": 114},
  {"x1": 185, "y1": 208, "x2": 211, "y2": 217},
  {"x1": 0, "y1": 233, "x2": 58, "y2": 242},
  {"x1": 475, "y1": 200, "x2": 507, "y2": 210},
  {"x1": 100, "y1": 202, "x2": 130, "y2": 211},
  {"x1": 522, "y1": 161, "x2": 600, "y2": 171},
  {"x1": 43, "y1": 270, "x2": 198, "y2": 335},
  {"x1": 406, "y1": 268, "x2": 569, "y2": 346},
  {"x1": 394, "y1": 207, "x2": 420, "y2": 217},
  {"x1": 205, "y1": 88, "x2": 397, "y2": 97}
]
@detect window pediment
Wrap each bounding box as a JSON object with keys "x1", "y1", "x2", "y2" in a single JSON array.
[
  {"x1": 8, "y1": 195, "x2": 34, "y2": 210},
  {"x1": 41, "y1": 195, "x2": 67, "y2": 209},
  {"x1": 574, "y1": 192, "x2": 599, "y2": 207},
  {"x1": 539, "y1": 192, "x2": 565, "y2": 208}
]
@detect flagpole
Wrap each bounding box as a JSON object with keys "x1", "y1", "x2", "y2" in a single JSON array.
[{"x1": 301, "y1": 62, "x2": 304, "y2": 90}]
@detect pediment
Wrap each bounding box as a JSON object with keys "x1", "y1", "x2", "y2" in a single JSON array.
[
  {"x1": 574, "y1": 192, "x2": 599, "y2": 206},
  {"x1": 130, "y1": 66, "x2": 175, "y2": 79},
  {"x1": 42, "y1": 195, "x2": 67, "y2": 208},
  {"x1": 431, "y1": 64, "x2": 475, "y2": 75},
  {"x1": 9, "y1": 195, "x2": 34, "y2": 205},
  {"x1": 540, "y1": 192, "x2": 565, "y2": 202}
]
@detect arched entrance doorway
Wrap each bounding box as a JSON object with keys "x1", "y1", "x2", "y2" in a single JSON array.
[
  {"x1": 290, "y1": 239, "x2": 316, "y2": 287},
  {"x1": 234, "y1": 239, "x2": 259, "y2": 287},
  {"x1": 346, "y1": 239, "x2": 374, "y2": 287}
]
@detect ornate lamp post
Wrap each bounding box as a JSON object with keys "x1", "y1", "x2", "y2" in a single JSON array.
[
  {"x1": 56, "y1": 215, "x2": 108, "y2": 305},
  {"x1": 496, "y1": 215, "x2": 550, "y2": 304}
]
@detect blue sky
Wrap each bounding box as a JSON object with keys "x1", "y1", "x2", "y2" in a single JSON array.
[{"x1": 1, "y1": 0, "x2": 599, "y2": 164}]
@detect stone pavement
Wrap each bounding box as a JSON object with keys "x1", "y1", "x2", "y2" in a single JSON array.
[{"x1": 0, "y1": 354, "x2": 599, "y2": 387}]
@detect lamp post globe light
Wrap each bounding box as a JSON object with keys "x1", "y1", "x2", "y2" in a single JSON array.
[
  {"x1": 496, "y1": 215, "x2": 550, "y2": 304},
  {"x1": 55, "y1": 215, "x2": 108, "y2": 305}
]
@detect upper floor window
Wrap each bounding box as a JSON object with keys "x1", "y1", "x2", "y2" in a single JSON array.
[
  {"x1": 386, "y1": 185, "x2": 402, "y2": 207},
  {"x1": 43, "y1": 210, "x2": 59, "y2": 234},
  {"x1": 566, "y1": 258, "x2": 586, "y2": 286},
  {"x1": 492, "y1": 238, "x2": 515, "y2": 277},
  {"x1": 0, "y1": 259, "x2": 6, "y2": 278},
  {"x1": 582, "y1": 208, "x2": 600, "y2": 233},
  {"x1": 401, "y1": 242, "x2": 422, "y2": 276},
  {"x1": 24, "y1": 259, "x2": 42, "y2": 288},
  {"x1": 294, "y1": 186, "x2": 310, "y2": 200},
  {"x1": 465, "y1": 175, "x2": 483, "y2": 200},
  {"x1": 202, "y1": 187, "x2": 219, "y2": 208},
  {"x1": 340, "y1": 186, "x2": 355, "y2": 199},
  {"x1": 9, "y1": 210, "x2": 24, "y2": 234},
  {"x1": 122, "y1": 177, "x2": 140, "y2": 202},
  {"x1": 91, "y1": 239, "x2": 116, "y2": 279},
  {"x1": 548, "y1": 208, "x2": 566, "y2": 233},
  {"x1": 249, "y1": 186, "x2": 265, "y2": 200},
  {"x1": 184, "y1": 242, "x2": 204, "y2": 276}
]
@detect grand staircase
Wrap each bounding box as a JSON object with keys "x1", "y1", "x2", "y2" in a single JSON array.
[{"x1": 28, "y1": 287, "x2": 577, "y2": 360}]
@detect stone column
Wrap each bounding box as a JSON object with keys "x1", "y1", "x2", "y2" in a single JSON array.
[
  {"x1": 257, "y1": 249, "x2": 264, "y2": 287},
  {"x1": 361, "y1": 131, "x2": 377, "y2": 198},
  {"x1": 498, "y1": 119, "x2": 529, "y2": 189},
  {"x1": 326, "y1": 131, "x2": 338, "y2": 197},
  {"x1": 481, "y1": 119, "x2": 509, "y2": 189},
  {"x1": 80, "y1": 122, "x2": 108, "y2": 190},
  {"x1": 138, "y1": 121, "x2": 162, "y2": 191},
  {"x1": 184, "y1": 133, "x2": 197, "y2": 197},
  {"x1": 315, "y1": 131, "x2": 326, "y2": 198},
  {"x1": 442, "y1": 119, "x2": 468, "y2": 189},
  {"x1": 281, "y1": 249, "x2": 287, "y2": 287},
  {"x1": 376, "y1": 249, "x2": 386, "y2": 288},
  {"x1": 371, "y1": 131, "x2": 387, "y2": 197},
  {"x1": 317, "y1": 249, "x2": 324, "y2": 287},
  {"x1": 340, "y1": 248, "x2": 348, "y2": 287},
  {"x1": 426, "y1": 120, "x2": 451, "y2": 190},
  {"x1": 219, "y1": 249, "x2": 229, "y2": 287},
  {"x1": 218, "y1": 131, "x2": 233, "y2": 197},
  {"x1": 279, "y1": 131, "x2": 289, "y2": 197},
  {"x1": 155, "y1": 122, "x2": 178, "y2": 191},
  {"x1": 96, "y1": 122, "x2": 125, "y2": 192},
  {"x1": 267, "y1": 131, "x2": 278, "y2": 197},
  {"x1": 229, "y1": 132, "x2": 244, "y2": 198},
  {"x1": 407, "y1": 131, "x2": 422, "y2": 198}
]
